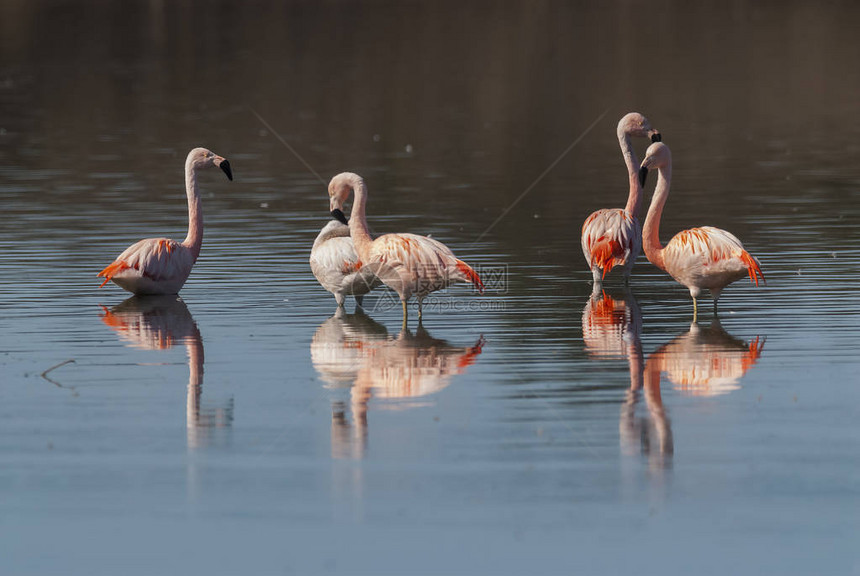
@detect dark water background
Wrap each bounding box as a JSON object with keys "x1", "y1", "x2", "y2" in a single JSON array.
[{"x1": 1, "y1": 1, "x2": 859, "y2": 574}]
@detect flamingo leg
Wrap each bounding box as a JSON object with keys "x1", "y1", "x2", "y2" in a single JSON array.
[
  {"x1": 711, "y1": 289, "x2": 722, "y2": 316},
  {"x1": 692, "y1": 297, "x2": 698, "y2": 323},
  {"x1": 417, "y1": 298, "x2": 424, "y2": 320}
]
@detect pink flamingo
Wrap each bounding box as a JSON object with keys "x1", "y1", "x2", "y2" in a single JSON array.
[
  {"x1": 327, "y1": 172, "x2": 484, "y2": 322},
  {"x1": 638, "y1": 142, "x2": 765, "y2": 318},
  {"x1": 98, "y1": 148, "x2": 232, "y2": 295},
  {"x1": 581, "y1": 112, "x2": 661, "y2": 284},
  {"x1": 310, "y1": 219, "x2": 382, "y2": 308}
]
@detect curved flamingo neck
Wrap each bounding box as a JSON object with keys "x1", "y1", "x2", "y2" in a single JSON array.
[
  {"x1": 348, "y1": 176, "x2": 374, "y2": 260},
  {"x1": 618, "y1": 127, "x2": 642, "y2": 216},
  {"x1": 182, "y1": 157, "x2": 203, "y2": 260},
  {"x1": 642, "y1": 162, "x2": 672, "y2": 271}
]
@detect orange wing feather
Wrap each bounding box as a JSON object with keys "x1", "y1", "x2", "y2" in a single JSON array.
[
  {"x1": 739, "y1": 250, "x2": 765, "y2": 286},
  {"x1": 667, "y1": 227, "x2": 765, "y2": 287},
  {"x1": 455, "y1": 259, "x2": 484, "y2": 293},
  {"x1": 98, "y1": 260, "x2": 132, "y2": 287},
  {"x1": 590, "y1": 237, "x2": 624, "y2": 279}
]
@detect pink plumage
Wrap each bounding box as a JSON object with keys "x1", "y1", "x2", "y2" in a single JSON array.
[
  {"x1": 581, "y1": 113, "x2": 661, "y2": 283},
  {"x1": 328, "y1": 172, "x2": 483, "y2": 321},
  {"x1": 639, "y1": 142, "x2": 764, "y2": 317},
  {"x1": 98, "y1": 147, "x2": 232, "y2": 295}
]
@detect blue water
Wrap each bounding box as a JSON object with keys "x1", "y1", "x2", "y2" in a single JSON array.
[{"x1": 2, "y1": 1, "x2": 860, "y2": 574}]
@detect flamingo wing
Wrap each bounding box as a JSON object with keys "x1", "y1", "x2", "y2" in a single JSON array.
[
  {"x1": 310, "y1": 235, "x2": 382, "y2": 296},
  {"x1": 581, "y1": 209, "x2": 641, "y2": 278},
  {"x1": 664, "y1": 226, "x2": 764, "y2": 287},
  {"x1": 98, "y1": 238, "x2": 193, "y2": 287},
  {"x1": 370, "y1": 233, "x2": 483, "y2": 293}
]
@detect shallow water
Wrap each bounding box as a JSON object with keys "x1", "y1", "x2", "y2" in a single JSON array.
[{"x1": 2, "y1": 1, "x2": 860, "y2": 574}]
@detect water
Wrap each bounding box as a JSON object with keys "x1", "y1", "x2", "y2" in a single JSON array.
[{"x1": 2, "y1": 1, "x2": 860, "y2": 574}]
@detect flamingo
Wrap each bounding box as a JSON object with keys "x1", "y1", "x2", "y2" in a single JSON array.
[
  {"x1": 581, "y1": 112, "x2": 661, "y2": 284},
  {"x1": 327, "y1": 172, "x2": 484, "y2": 322},
  {"x1": 97, "y1": 147, "x2": 233, "y2": 295},
  {"x1": 310, "y1": 219, "x2": 383, "y2": 308},
  {"x1": 638, "y1": 142, "x2": 765, "y2": 319}
]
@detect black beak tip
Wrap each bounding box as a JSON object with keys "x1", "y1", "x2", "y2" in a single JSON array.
[
  {"x1": 220, "y1": 160, "x2": 233, "y2": 181},
  {"x1": 650, "y1": 132, "x2": 662, "y2": 143},
  {"x1": 331, "y1": 208, "x2": 349, "y2": 225},
  {"x1": 638, "y1": 166, "x2": 649, "y2": 187}
]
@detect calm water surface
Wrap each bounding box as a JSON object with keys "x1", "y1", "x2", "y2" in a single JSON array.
[{"x1": 1, "y1": 2, "x2": 859, "y2": 574}]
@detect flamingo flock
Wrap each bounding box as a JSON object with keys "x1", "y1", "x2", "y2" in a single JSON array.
[
  {"x1": 98, "y1": 113, "x2": 764, "y2": 323},
  {"x1": 94, "y1": 116, "x2": 768, "y2": 463}
]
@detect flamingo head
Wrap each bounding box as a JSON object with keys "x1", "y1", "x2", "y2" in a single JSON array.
[
  {"x1": 618, "y1": 112, "x2": 661, "y2": 143},
  {"x1": 638, "y1": 142, "x2": 671, "y2": 187},
  {"x1": 328, "y1": 172, "x2": 363, "y2": 224},
  {"x1": 186, "y1": 147, "x2": 233, "y2": 181}
]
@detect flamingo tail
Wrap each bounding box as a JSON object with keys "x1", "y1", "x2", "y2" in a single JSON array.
[
  {"x1": 455, "y1": 260, "x2": 484, "y2": 294},
  {"x1": 739, "y1": 251, "x2": 765, "y2": 287},
  {"x1": 98, "y1": 260, "x2": 130, "y2": 287},
  {"x1": 590, "y1": 238, "x2": 623, "y2": 279}
]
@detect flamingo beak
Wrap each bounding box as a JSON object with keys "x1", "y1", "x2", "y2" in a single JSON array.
[
  {"x1": 331, "y1": 208, "x2": 349, "y2": 225},
  {"x1": 638, "y1": 166, "x2": 649, "y2": 187},
  {"x1": 216, "y1": 157, "x2": 233, "y2": 181},
  {"x1": 649, "y1": 130, "x2": 662, "y2": 143}
]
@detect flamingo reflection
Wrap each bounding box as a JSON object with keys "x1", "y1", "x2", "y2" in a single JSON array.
[
  {"x1": 99, "y1": 295, "x2": 233, "y2": 449},
  {"x1": 311, "y1": 309, "x2": 485, "y2": 459},
  {"x1": 647, "y1": 319, "x2": 765, "y2": 397},
  {"x1": 582, "y1": 288, "x2": 673, "y2": 468}
]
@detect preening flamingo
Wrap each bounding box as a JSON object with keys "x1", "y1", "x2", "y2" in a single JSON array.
[
  {"x1": 98, "y1": 147, "x2": 233, "y2": 295},
  {"x1": 638, "y1": 142, "x2": 764, "y2": 319},
  {"x1": 328, "y1": 172, "x2": 484, "y2": 322},
  {"x1": 310, "y1": 219, "x2": 382, "y2": 308},
  {"x1": 581, "y1": 112, "x2": 661, "y2": 284}
]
